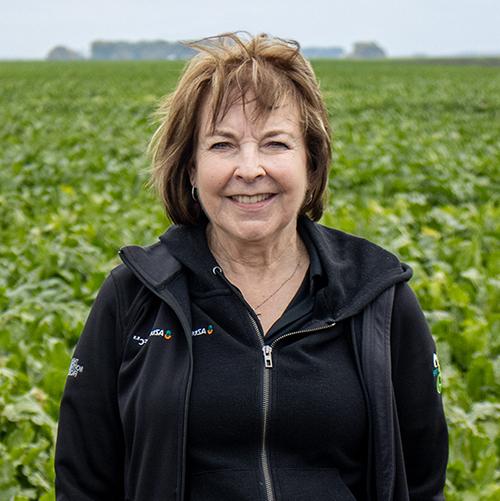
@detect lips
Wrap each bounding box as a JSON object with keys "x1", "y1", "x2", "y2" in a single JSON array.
[{"x1": 230, "y1": 193, "x2": 274, "y2": 204}]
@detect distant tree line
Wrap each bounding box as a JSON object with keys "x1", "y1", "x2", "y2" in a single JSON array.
[
  {"x1": 91, "y1": 40, "x2": 196, "y2": 60},
  {"x1": 46, "y1": 46, "x2": 85, "y2": 61},
  {"x1": 349, "y1": 42, "x2": 386, "y2": 59},
  {"x1": 302, "y1": 46, "x2": 345, "y2": 59},
  {"x1": 46, "y1": 40, "x2": 387, "y2": 61}
]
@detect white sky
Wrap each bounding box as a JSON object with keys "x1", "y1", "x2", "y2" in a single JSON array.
[{"x1": 1, "y1": 0, "x2": 500, "y2": 59}]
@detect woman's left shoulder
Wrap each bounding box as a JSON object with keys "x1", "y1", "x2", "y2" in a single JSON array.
[{"x1": 390, "y1": 281, "x2": 440, "y2": 374}]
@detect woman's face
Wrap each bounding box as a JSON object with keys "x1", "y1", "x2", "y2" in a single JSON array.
[{"x1": 192, "y1": 95, "x2": 309, "y2": 246}]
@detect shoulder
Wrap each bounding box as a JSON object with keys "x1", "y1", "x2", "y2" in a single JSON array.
[
  {"x1": 101, "y1": 263, "x2": 156, "y2": 331},
  {"x1": 390, "y1": 282, "x2": 437, "y2": 373},
  {"x1": 391, "y1": 282, "x2": 428, "y2": 333},
  {"x1": 109, "y1": 262, "x2": 144, "y2": 298},
  {"x1": 303, "y1": 218, "x2": 404, "y2": 266}
]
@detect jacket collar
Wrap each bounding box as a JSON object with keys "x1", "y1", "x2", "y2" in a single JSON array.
[
  {"x1": 119, "y1": 241, "x2": 182, "y2": 290},
  {"x1": 119, "y1": 217, "x2": 412, "y2": 322}
]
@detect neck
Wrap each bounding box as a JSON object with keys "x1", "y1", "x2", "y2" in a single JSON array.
[{"x1": 207, "y1": 222, "x2": 304, "y2": 277}]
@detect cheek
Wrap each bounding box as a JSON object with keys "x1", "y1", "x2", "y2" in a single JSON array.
[
  {"x1": 287, "y1": 157, "x2": 309, "y2": 191},
  {"x1": 199, "y1": 162, "x2": 234, "y2": 193},
  {"x1": 199, "y1": 173, "x2": 225, "y2": 193},
  {"x1": 196, "y1": 168, "x2": 230, "y2": 206}
]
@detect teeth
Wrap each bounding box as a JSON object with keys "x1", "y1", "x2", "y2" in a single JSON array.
[{"x1": 232, "y1": 193, "x2": 273, "y2": 204}]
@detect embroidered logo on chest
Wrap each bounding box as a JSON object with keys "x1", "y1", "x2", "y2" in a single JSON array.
[
  {"x1": 150, "y1": 328, "x2": 173, "y2": 340},
  {"x1": 191, "y1": 324, "x2": 214, "y2": 337},
  {"x1": 132, "y1": 327, "x2": 174, "y2": 347}
]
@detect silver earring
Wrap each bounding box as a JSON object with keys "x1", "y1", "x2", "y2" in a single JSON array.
[
  {"x1": 191, "y1": 185, "x2": 198, "y2": 202},
  {"x1": 304, "y1": 190, "x2": 313, "y2": 205}
]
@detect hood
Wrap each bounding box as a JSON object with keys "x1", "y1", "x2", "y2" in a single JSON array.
[
  {"x1": 298, "y1": 218, "x2": 412, "y2": 320},
  {"x1": 119, "y1": 217, "x2": 412, "y2": 322}
]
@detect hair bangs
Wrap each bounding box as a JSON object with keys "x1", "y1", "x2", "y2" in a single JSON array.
[{"x1": 206, "y1": 59, "x2": 301, "y2": 133}]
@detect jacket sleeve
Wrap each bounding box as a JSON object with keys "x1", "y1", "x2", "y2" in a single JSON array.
[
  {"x1": 55, "y1": 272, "x2": 125, "y2": 500},
  {"x1": 390, "y1": 282, "x2": 449, "y2": 501}
]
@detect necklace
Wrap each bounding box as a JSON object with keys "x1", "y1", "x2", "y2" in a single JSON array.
[
  {"x1": 253, "y1": 257, "x2": 302, "y2": 314},
  {"x1": 206, "y1": 225, "x2": 305, "y2": 315}
]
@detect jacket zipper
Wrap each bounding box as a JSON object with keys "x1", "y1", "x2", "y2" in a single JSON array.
[
  {"x1": 212, "y1": 267, "x2": 276, "y2": 500},
  {"x1": 250, "y1": 313, "x2": 336, "y2": 501},
  {"x1": 213, "y1": 266, "x2": 336, "y2": 501},
  {"x1": 247, "y1": 313, "x2": 275, "y2": 501}
]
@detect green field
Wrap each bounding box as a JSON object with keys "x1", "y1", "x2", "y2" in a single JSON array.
[{"x1": 0, "y1": 60, "x2": 499, "y2": 499}]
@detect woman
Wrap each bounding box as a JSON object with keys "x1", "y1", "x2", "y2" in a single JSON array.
[{"x1": 55, "y1": 33, "x2": 448, "y2": 500}]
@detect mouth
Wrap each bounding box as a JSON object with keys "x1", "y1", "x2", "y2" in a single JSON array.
[{"x1": 229, "y1": 193, "x2": 275, "y2": 204}]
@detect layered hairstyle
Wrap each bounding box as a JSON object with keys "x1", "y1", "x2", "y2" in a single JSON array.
[{"x1": 149, "y1": 32, "x2": 332, "y2": 224}]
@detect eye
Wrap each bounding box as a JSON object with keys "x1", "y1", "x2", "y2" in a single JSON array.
[
  {"x1": 265, "y1": 141, "x2": 289, "y2": 149},
  {"x1": 210, "y1": 142, "x2": 233, "y2": 150}
]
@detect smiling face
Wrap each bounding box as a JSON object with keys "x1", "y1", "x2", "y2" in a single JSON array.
[{"x1": 191, "y1": 94, "x2": 309, "y2": 246}]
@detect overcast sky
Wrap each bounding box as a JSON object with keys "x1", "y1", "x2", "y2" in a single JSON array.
[{"x1": 2, "y1": 0, "x2": 500, "y2": 59}]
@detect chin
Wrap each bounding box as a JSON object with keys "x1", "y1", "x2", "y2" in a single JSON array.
[{"x1": 228, "y1": 218, "x2": 296, "y2": 244}]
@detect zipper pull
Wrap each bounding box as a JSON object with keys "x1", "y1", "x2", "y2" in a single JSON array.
[{"x1": 262, "y1": 345, "x2": 273, "y2": 368}]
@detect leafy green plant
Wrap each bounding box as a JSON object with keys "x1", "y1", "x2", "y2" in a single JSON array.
[{"x1": 1, "y1": 59, "x2": 498, "y2": 499}]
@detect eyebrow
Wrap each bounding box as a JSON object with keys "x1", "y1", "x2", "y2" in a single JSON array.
[
  {"x1": 262, "y1": 129, "x2": 295, "y2": 139},
  {"x1": 206, "y1": 128, "x2": 296, "y2": 139},
  {"x1": 208, "y1": 128, "x2": 238, "y2": 140}
]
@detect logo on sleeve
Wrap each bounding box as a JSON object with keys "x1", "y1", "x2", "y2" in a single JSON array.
[
  {"x1": 68, "y1": 358, "x2": 84, "y2": 377},
  {"x1": 433, "y1": 353, "x2": 442, "y2": 394}
]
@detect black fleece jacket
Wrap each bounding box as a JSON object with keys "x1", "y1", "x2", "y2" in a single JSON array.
[{"x1": 55, "y1": 218, "x2": 448, "y2": 500}]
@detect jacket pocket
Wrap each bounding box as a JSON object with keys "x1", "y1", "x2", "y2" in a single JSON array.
[
  {"x1": 275, "y1": 467, "x2": 356, "y2": 501},
  {"x1": 187, "y1": 468, "x2": 261, "y2": 501}
]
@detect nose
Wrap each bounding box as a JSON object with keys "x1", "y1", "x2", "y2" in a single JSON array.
[{"x1": 234, "y1": 143, "x2": 265, "y2": 182}]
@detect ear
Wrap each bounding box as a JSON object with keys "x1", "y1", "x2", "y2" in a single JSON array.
[{"x1": 188, "y1": 161, "x2": 196, "y2": 186}]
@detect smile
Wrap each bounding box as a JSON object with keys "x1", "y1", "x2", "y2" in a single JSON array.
[{"x1": 230, "y1": 193, "x2": 274, "y2": 204}]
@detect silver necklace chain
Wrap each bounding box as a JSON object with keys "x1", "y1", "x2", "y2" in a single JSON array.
[
  {"x1": 253, "y1": 257, "x2": 302, "y2": 314},
  {"x1": 207, "y1": 226, "x2": 304, "y2": 315}
]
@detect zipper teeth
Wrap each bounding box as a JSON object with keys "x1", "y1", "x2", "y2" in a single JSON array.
[
  {"x1": 248, "y1": 313, "x2": 264, "y2": 347},
  {"x1": 247, "y1": 312, "x2": 274, "y2": 501},
  {"x1": 270, "y1": 322, "x2": 336, "y2": 349},
  {"x1": 261, "y1": 368, "x2": 274, "y2": 501},
  {"x1": 260, "y1": 321, "x2": 336, "y2": 500},
  {"x1": 250, "y1": 319, "x2": 336, "y2": 501}
]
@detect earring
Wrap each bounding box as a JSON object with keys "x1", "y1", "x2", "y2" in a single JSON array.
[
  {"x1": 191, "y1": 185, "x2": 198, "y2": 202},
  {"x1": 304, "y1": 190, "x2": 313, "y2": 205}
]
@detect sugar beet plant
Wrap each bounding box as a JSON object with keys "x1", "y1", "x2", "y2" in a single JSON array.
[{"x1": 0, "y1": 59, "x2": 498, "y2": 499}]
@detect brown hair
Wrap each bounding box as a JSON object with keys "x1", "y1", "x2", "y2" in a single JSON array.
[{"x1": 149, "y1": 32, "x2": 332, "y2": 224}]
